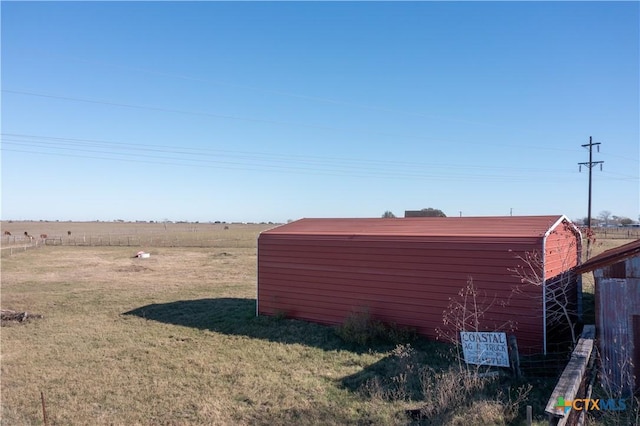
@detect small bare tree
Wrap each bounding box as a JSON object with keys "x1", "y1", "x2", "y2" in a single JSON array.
[
  {"x1": 416, "y1": 278, "x2": 533, "y2": 422},
  {"x1": 509, "y1": 225, "x2": 580, "y2": 347},
  {"x1": 437, "y1": 277, "x2": 515, "y2": 370},
  {"x1": 510, "y1": 251, "x2": 578, "y2": 345}
]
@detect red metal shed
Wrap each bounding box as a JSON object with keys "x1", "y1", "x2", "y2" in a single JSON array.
[{"x1": 257, "y1": 215, "x2": 581, "y2": 354}]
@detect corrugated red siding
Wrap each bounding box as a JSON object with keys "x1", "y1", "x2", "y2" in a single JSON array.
[
  {"x1": 544, "y1": 219, "x2": 581, "y2": 279},
  {"x1": 257, "y1": 216, "x2": 581, "y2": 354}
]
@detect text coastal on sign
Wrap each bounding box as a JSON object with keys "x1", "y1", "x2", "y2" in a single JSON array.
[
  {"x1": 461, "y1": 332, "x2": 507, "y2": 344},
  {"x1": 460, "y1": 331, "x2": 510, "y2": 368}
]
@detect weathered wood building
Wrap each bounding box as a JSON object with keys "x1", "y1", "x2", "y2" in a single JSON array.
[
  {"x1": 257, "y1": 215, "x2": 582, "y2": 353},
  {"x1": 574, "y1": 239, "x2": 640, "y2": 395}
]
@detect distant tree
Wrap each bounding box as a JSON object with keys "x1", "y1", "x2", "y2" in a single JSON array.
[
  {"x1": 598, "y1": 210, "x2": 612, "y2": 226},
  {"x1": 404, "y1": 208, "x2": 447, "y2": 218},
  {"x1": 576, "y1": 217, "x2": 589, "y2": 226},
  {"x1": 382, "y1": 211, "x2": 396, "y2": 218},
  {"x1": 584, "y1": 217, "x2": 607, "y2": 227},
  {"x1": 419, "y1": 208, "x2": 446, "y2": 217},
  {"x1": 620, "y1": 217, "x2": 633, "y2": 226}
]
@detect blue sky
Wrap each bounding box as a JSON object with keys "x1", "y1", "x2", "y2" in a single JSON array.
[{"x1": 1, "y1": 1, "x2": 638, "y2": 223}]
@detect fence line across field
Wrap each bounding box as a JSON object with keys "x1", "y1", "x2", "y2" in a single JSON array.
[
  {"x1": 64, "y1": 234, "x2": 256, "y2": 248},
  {"x1": 592, "y1": 227, "x2": 640, "y2": 239},
  {"x1": 2, "y1": 233, "x2": 258, "y2": 249},
  {"x1": 0, "y1": 241, "x2": 42, "y2": 257}
]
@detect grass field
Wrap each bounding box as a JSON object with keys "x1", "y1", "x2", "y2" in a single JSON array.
[
  {"x1": 1, "y1": 222, "x2": 272, "y2": 253},
  {"x1": 1, "y1": 222, "x2": 637, "y2": 425}
]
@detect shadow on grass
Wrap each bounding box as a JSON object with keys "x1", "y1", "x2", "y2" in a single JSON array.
[
  {"x1": 340, "y1": 345, "x2": 559, "y2": 425},
  {"x1": 122, "y1": 298, "x2": 551, "y2": 424},
  {"x1": 122, "y1": 297, "x2": 370, "y2": 352},
  {"x1": 340, "y1": 341, "x2": 452, "y2": 401}
]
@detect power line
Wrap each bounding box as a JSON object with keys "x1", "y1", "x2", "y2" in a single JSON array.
[
  {"x1": 5, "y1": 144, "x2": 583, "y2": 183},
  {"x1": 7, "y1": 89, "x2": 496, "y2": 144},
  {"x1": 2, "y1": 89, "x2": 591, "y2": 155},
  {"x1": 16, "y1": 49, "x2": 533, "y2": 129},
  {"x1": 9, "y1": 146, "x2": 578, "y2": 182},
  {"x1": 5, "y1": 133, "x2": 634, "y2": 182},
  {"x1": 3, "y1": 133, "x2": 635, "y2": 185},
  {"x1": 0, "y1": 132, "x2": 573, "y2": 173},
  {"x1": 1, "y1": 132, "x2": 585, "y2": 180}
]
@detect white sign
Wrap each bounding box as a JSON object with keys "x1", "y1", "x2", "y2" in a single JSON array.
[{"x1": 460, "y1": 331, "x2": 510, "y2": 367}]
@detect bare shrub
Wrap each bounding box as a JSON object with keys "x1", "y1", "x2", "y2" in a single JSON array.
[
  {"x1": 406, "y1": 276, "x2": 533, "y2": 424},
  {"x1": 509, "y1": 223, "x2": 581, "y2": 347},
  {"x1": 495, "y1": 383, "x2": 533, "y2": 421},
  {"x1": 335, "y1": 309, "x2": 383, "y2": 346},
  {"x1": 360, "y1": 343, "x2": 419, "y2": 402},
  {"x1": 589, "y1": 345, "x2": 640, "y2": 425},
  {"x1": 419, "y1": 367, "x2": 490, "y2": 417},
  {"x1": 437, "y1": 277, "x2": 515, "y2": 370},
  {"x1": 414, "y1": 367, "x2": 532, "y2": 423},
  {"x1": 335, "y1": 309, "x2": 416, "y2": 346}
]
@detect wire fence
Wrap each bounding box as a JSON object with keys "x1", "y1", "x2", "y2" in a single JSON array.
[
  {"x1": 0, "y1": 231, "x2": 260, "y2": 257},
  {"x1": 0, "y1": 240, "x2": 43, "y2": 258},
  {"x1": 519, "y1": 351, "x2": 573, "y2": 378},
  {"x1": 58, "y1": 235, "x2": 257, "y2": 248},
  {"x1": 591, "y1": 227, "x2": 640, "y2": 239}
]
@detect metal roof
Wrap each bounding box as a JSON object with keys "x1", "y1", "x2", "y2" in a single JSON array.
[
  {"x1": 573, "y1": 239, "x2": 640, "y2": 274},
  {"x1": 262, "y1": 215, "x2": 570, "y2": 238}
]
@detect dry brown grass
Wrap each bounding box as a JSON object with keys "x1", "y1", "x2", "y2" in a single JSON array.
[{"x1": 1, "y1": 235, "x2": 407, "y2": 425}]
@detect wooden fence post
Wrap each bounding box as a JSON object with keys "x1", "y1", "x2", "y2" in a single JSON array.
[
  {"x1": 41, "y1": 391, "x2": 49, "y2": 426},
  {"x1": 508, "y1": 334, "x2": 521, "y2": 379}
]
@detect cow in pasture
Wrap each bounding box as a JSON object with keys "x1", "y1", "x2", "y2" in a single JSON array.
[
  {"x1": 40, "y1": 234, "x2": 48, "y2": 239},
  {"x1": 3, "y1": 231, "x2": 10, "y2": 236},
  {"x1": 68, "y1": 231, "x2": 72, "y2": 237},
  {"x1": 24, "y1": 231, "x2": 33, "y2": 241}
]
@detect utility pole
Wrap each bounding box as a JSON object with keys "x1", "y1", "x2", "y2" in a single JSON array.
[{"x1": 578, "y1": 136, "x2": 603, "y2": 258}]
